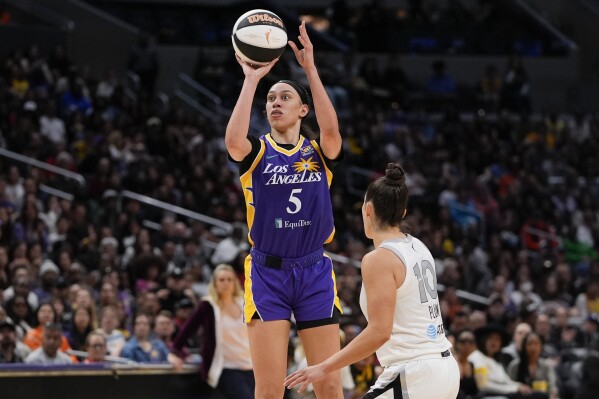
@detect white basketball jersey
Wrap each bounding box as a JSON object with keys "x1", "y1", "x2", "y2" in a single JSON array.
[{"x1": 359, "y1": 235, "x2": 451, "y2": 367}]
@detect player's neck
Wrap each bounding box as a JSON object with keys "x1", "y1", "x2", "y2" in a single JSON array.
[
  {"x1": 372, "y1": 229, "x2": 407, "y2": 247},
  {"x1": 270, "y1": 129, "x2": 300, "y2": 145}
]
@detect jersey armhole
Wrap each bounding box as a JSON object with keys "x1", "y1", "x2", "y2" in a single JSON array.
[
  {"x1": 378, "y1": 244, "x2": 411, "y2": 290},
  {"x1": 239, "y1": 139, "x2": 266, "y2": 180}
]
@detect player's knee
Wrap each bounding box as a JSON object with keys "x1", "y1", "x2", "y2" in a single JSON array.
[
  {"x1": 254, "y1": 385, "x2": 285, "y2": 399},
  {"x1": 313, "y1": 377, "x2": 342, "y2": 398}
]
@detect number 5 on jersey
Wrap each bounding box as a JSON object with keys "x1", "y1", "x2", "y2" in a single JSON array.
[{"x1": 286, "y1": 189, "x2": 302, "y2": 214}]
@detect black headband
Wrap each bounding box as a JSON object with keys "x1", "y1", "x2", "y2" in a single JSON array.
[{"x1": 277, "y1": 80, "x2": 311, "y2": 106}]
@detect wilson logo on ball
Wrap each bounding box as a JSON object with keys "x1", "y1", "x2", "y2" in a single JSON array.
[{"x1": 247, "y1": 13, "x2": 284, "y2": 28}]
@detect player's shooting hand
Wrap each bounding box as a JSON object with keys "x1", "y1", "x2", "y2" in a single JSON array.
[
  {"x1": 284, "y1": 363, "x2": 327, "y2": 393},
  {"x1": 235, "y1": 54, "x2": 278, "y2": 80},
  {"x1": 288, "y1": 20, "x2": 314, "y2": 70}
]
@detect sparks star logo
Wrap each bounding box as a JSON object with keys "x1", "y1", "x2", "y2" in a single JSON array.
[{"x1": 293, "y1": 157, "x2": 320, "y2": 173}]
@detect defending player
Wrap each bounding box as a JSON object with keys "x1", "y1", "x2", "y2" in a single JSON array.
[{"x1": 285, "y1": 163, "x2": 460, "y2": 399}]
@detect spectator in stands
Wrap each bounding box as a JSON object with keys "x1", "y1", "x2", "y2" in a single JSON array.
[
  {"x1": 173, "y1": 297, "x2": 194, "y2": 329},
  {"x1": 0, "y1": 319, "x2": 29, "y2": 363},
  {"x1": 136, "y1": 291, "x2": 161, "y2": 319},
  {"x1": 12, "y1": 199, "x2": 48, "y2": 247},
  {"x1": 25, "y1": 322, "x2": 73, "y2": 365},
  {"x1": 4, "y1": 294, "x2": 34, "y2": 339},
  {"x1": 72, "y1": 288, "x2": 98, "y2": 330},
  {"x1": 153, "y1": 310, "x2": 175, "y2": 347},
  {"x1": 83, "y1": 331, "x2": 107, "y2": 364},
  {"x1": 172, "y1": 264, "x2": 254, "y2": 399},
  {"x1": 508, "y1": 332, "x2": 558, "y2": 399},
  {"x1": 39, "y1": 101, "x2": 66, "y2": 145},
  {"x1": 454, "y1": 329, "x2": 478, "y2": 399},
  {"x1": 458, "y1": 236, "x2": 494, "y2": 297},
  {"x1": 4, "y1": 166, "x2": 25, "y2": 211},
  {"x1": 3, "y1": 268, "x2": 39, "y2": 310},
  {"x1": 96, "y1": 305, "x2": 125, "y2": 357},
  {"x1": 158, "y1": 266, "x2": 195, "y2": 313},
  {"x1": 65, "y1": 307, "x2": 93, "y2": 351},
  {"x1": 9, "y1": 65, "x2": 29, "y2": 99},
  {"x1": 575, "y1": 280, "x2": 599, "y2": 320},
  {"x1": 502, "y1": 322, "x2": 533, "y2": 368},
  {"x1": 581, "y1": 314, "x2": 599, "y2": 350},
  {"x1": 469, "y1": 324, "x2": 544, "y2": 398},
  {"x1": 23, "y1": 302, "x2": 72, "y2": 355},
  {"x1": 127, "y1": 31, "x2": 159, "y2": 98},
  {"x1": 133, "y1": 254, "x2": 163, "y2": 294},
  {"x1": 60, "y1": 80, "x2": 92, "y2": 116},
  {"x1": 121, "y1": 313, "x2": 179, "y2": 366},
  {"x1": 209, "y1": 223, "x2": 248, "y2": 267},
  {"x1": 427, "y1": 60, "x2": 456, "y2": 95},
  {"x1": 533, "y1": 314, "x2": 556, "y2": 356},
  {"x1": 33, "y1": 259, "x2": 60, "y2": 303},
  {"x1": 549, "y1": 305, "x2": 582, "y2": 351},
  {"x1": 98, "y1": 281, "x2": 118, "y2": 310},
  {"x1": 502, "y1": 56, "x2": 531, "y2": 114}
]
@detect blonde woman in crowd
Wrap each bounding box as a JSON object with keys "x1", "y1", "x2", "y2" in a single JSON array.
[{"x1": 172, "y1": 264, "x2": 254, "y2": 399}]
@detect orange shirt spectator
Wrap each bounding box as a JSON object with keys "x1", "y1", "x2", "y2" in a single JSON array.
[
  {"x1": 22, "y1": 302, "x2": 75, "y2": 360},
  {"x1": 23, "y1": 323, "x2": 73, "y2": 354}
]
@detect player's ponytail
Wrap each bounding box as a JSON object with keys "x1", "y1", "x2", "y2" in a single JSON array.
[{"x1": 365, "y1": 163, "x2": 409, "y2": 229}]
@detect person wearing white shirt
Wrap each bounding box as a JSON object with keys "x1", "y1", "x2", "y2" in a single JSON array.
[
  {"x1": 25, "y1": 323, "x2": 73, "y2": 365},
  {"x1": 39, "y1": 102, "x2": 66, "y2": 144},
  {"x1": 468, "y1": 324, "x2": 547, "y2": 399}
]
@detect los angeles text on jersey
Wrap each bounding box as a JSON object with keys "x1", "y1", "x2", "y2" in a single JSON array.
[{"x1": 262, "y1": 163, "x2": 323, "y2": 185}]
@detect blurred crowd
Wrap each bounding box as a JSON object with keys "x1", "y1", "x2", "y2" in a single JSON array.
[
  {"x1": 323, "y1": 0, "x2": 569, "y2": 56},
  {"x1": 0, "y1": 34, "x2": 598, "y2": 399},
  {"x1": 91, "y1": 0, "x2": 569, "y2": 57}
]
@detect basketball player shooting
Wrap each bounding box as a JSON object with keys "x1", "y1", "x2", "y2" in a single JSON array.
[{"x1": 225, "y1": 20, "x2": 345, "y2": 399}]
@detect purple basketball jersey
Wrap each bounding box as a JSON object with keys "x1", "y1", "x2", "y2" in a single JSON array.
[{"x1": 240, "y1": 134, "x2": 335, "y2": 258}]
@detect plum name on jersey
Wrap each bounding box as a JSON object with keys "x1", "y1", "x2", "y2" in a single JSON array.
[{"x1": 263, "y1": 163, "x2": 322, "y2": 185}]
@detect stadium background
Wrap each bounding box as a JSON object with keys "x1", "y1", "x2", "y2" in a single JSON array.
[{"x1": 0, "y1": 0, "x2": 598, "y2": 398}]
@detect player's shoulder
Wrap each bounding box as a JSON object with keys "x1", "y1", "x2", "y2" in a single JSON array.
[{"x1": 361, "y1": 247, "x2": 402, "y2": 275}]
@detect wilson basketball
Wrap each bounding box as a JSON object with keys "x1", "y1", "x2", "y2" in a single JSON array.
[{"x1": 232, "y1": 9, "x2": 287, "y2": 66}]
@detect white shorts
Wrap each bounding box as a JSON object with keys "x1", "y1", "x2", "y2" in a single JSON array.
[{"x1": 364, "y1": 352, "x2": 460, "y2": 399}]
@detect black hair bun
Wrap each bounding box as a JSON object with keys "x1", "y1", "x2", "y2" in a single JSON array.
[{"x1": 385, "y1": 163, "x2": 405, "y2": 187}]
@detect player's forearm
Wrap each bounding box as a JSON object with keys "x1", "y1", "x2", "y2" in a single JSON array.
[
  {"x1": 225, "y1": 77, "x2": 259, "y2": 153},
  {"x1": 305, "y1": 67, "x2": 341, "y2": 157},
  {"x1": 321, "y1": 325, "x2": 387, "y2": 374}
]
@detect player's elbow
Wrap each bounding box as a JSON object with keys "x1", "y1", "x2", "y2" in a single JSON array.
[
  {"x1": 224, "y1": 134, "x2": 239, "y2": 151},
  {"x1": 370, "y1": 326, "x2": 392, "y2": 346}
]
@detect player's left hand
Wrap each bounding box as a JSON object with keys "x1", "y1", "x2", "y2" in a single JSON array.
[
  {"x1": 288, "y1": 20, "x2": 314, "y2": 70},
  {"x1": 284, "y1": 363, "x2": 327, "y2": 393}
]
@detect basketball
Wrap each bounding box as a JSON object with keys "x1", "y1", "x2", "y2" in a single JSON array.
[{"x1": 231, "y1": 9, "x2": 287, "y2": 66}]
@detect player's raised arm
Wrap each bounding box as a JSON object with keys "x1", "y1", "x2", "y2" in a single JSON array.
[
  {"x1": 225, "y1": 55, "x2": 278, "y2": 161},
  {"x1": 288, "y1": 21, "x2": 341, "y2": 160}
]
